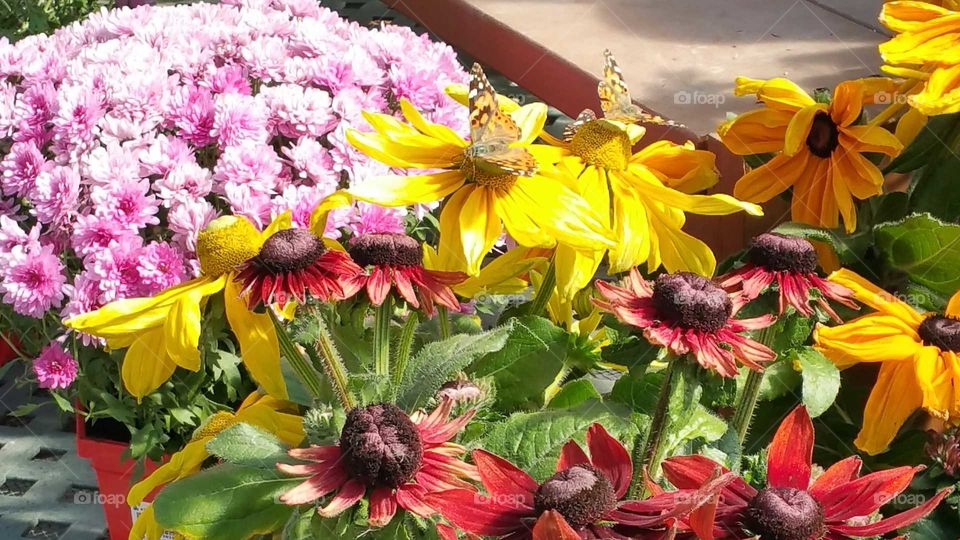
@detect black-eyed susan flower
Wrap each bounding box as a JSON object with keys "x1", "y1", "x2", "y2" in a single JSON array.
[
  {"x1": 719, "y1": 233, "x2": 857, "y2": 322},
  {"x1": 65, "y1": 214, "x2": 293, "y2": 399},
  {"x1": 278, "y1": 400, "x2": 477, "y2": 527},
  {"x1": 721, "y1": 77, "x2": 903, "y2": 234},
  {"x1": 345, "y1": 232, "x2": 466, "y2": 317},
  {"x1": 595, "y1": 270, "x2": 775, "y2": 377},
  {"x1": 815, "y1": 269, "x2": 960, "y2": 454},
  {"x1": 345, "y1": 65, "x2": 614, "y2": 276},
  {"x1": 129, "y1": 392, "x2": 304, "y2": 540},
  {"x1": 423, "y1": 244, "x2": 545, "y2": 300}
]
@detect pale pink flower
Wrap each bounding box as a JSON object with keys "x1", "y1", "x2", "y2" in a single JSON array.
[
  {"x1": 2, "y1": 244, "x2": 66, "y2": 318},
  {"x1": 0, "y1": 215, "x2": 40, "y2": 253},
  {"x1": 155, "y1": 161, "x2": 213, "y2": 206},
  {"x1": 32, "y1": 343, "x2": 78, "y2": 390},
  {"x1": 138, "y1": 241, "x2": 186, "y2": 294},
  {"x1": 225, "y1": 182, "x2": 274, "y2": 229},
  {"x1": 138, "y1": 135, "x2": 193, "y2": 177},
  {"x1": 168, "y1": 198, "x2": 218, "y2": 253},
  {"x1": 1, "y1": 141, "x2": 48, "y2": 197},
  {"x1": 88, "y1": 237, "x2": 146, "y2": 302},
  {"x1": 12, "y1": 81, "x2": 56, "y2": 144},
  {"x1": 262, "y1": 84, "x2": 337, "y2": 138},
  {"x1": 271, "y1": 184, "x2": 335, "y2": 229},
  {"x1": 203, "y1": 64, "x2": 251, "y2": 96},
  {"x1": 170, "y1": 85, "x2": 216, "y2": 148},
  {"x1": 91, "y1": 180, "x2": 161, "y2": 229},
  {"x1": 31, "y1": 165, "x2": 81, "y2": 225},
  {"x1": 71, "y1": 214, "x2": 140, "y2": 259},
  {"x1": 211, "y1": 93, "x2": 269, "y2": 147},
  {"x1": 348, "y1": 202, "x2": 406, "y2": 237},
  {"x1": 82, "y1": 142, "x2": 141, "y2": 186},
  {"x1": 213, "y1": 141, "x2": 284, "y2": 191},
  {"x1": 51, "y1": 86, "x2": 104, "y2": 162},
  {"x1": 281, "y1": 137, "x2": 338, "y2": 187}
]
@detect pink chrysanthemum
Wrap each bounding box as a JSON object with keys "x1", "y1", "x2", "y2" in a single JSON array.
[
  {"x1": 202, "y1": 65, "x2": 252, "y2": 96},
  {"x1": 88, "y1": 237, "x2": 146, "y2": 303},
  {"x1": 90, "y1": 179, "x2": 161, "y2": 230},
  {"x1": 0, "y1": 215, "x2": 40, "y2": 253},
  {"x1": 138, "y1": 135, "x2": 194, "y2": 177},
  {"x1": 1, "y1": 141, "x2": 47, "y2": 198},
  {"x1": 170, "y1": 85, "x2": 216, "y2": 148},
  {"x1": 32, "y1": 343, "x2": 78, "y2": 390},
  {"x1": 51, "y1": 87, "x2": 104, "y2": 161},
  {"x1": 138, "y1": 241, "x2": 187, "y2": 294},
  {"x1": 12, "y1": 81, "x2": 56, "y2": 144},
  {"x1": 82, "y1": 142, "x2": 142, "y2": 186},
  {"x1": 2, "y1": 244, "x2": 66, "y2": 318},
  {"x1": 71, "y1": 214, "x2": 140, "y2": 259},
  {"x1": 167, "y1": 199, "x2": 219, "y2": 254},
  {"x1": 213, "y1": 141, "x2": 284, "y2": 192},
  {"x1": 30, "y1": 165, "x2": 80, "y2": 225},
  {"x1": 282, "y1": 137, "x2": 339, "y2": 187},
  {"x1": 272, "y1": 184, "x2": 335, "y2": 229},
  {"x1": 348, "y1": 202, "x2": 406, "y2": 237},
  {"x1": 211, "y1": 93, "x2": 269, "y2": 147},
  {"x1": 262, "y1": 83, "x2": 337, "y2": 139},
  {"x1": 155, "y1": 161, "x2": 213, "y2": 206}
]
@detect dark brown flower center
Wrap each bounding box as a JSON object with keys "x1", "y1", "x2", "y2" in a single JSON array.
[
  {"x1": 748, "y1": 233, "x2": 818, "y2": 274},
  {"x1": 805, "y1": 112, "x2": 839, "y2": 158},
  {"x1": 348, "y1": 233, "x2": 422, "y2": 268},
  {"x1": 652, "y1": 272, "x2": 732, "y2": 333},
  {"x1": 339, "y1": 403, "x2": 424, "y2": 488},
  {"x1": 919, "y1": 315, "x2": 960, "y2": 352},
  {"x1": 746, "y1": 487, "x2": 825, "y2": 540},
  {"x1": 255, "y1": 228, "x2": 326, "y2": 273},
  {"x1": 534, "y1": 465, "x2": 616, "y2": 529}
]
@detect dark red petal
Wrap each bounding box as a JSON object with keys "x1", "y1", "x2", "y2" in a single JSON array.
[
  {"x1": 828, "y1": 487, "x2": 952, "y2": 536},
  {"x1": 532, "y1": 510, "x2": 580, "y2": 540},
  {"x1": 424, "y1": 489, "x2": 530, "y2": 536},
  {"x1": 818, "y1": 466, "x2": 921, "y2": 522},
  {"x1": 808, "y1": 456, "x2": 862, "y2": 500},
  {"x1": 661, "y1": 455, "x2": 756, "y2": 506},
  {"x1": 393, "y1": 267, "x2": 421, "y2": 307},
  {"x1": 767, "y1": 406, "x2": 814, "y2": 491},
  {"x1": 472, "y1": 449, "x2": 537, "y2": 504},
  {"x1": 369, "y1": 486, "x2": 398, "y2": 527},
  {"x1": 557, "y1": 440, "x2": 590, "y2": 472},
  {"x1": 586, "y1": 423, "x2": 632, "y2": 500},
  {"x1": 366, "y1": 266, "x2": 392, "y2": 305},
  {"x1": 395, "y1": 483, "x2": 436, "y2": 518}
]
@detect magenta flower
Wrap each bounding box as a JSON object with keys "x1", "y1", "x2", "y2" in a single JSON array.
[
  {"x1": 30, "y1": 165, "x2": 80, "y2": 225},
  {"x1": 2, "y1": 244, "x2": 66, "y2": 318},
  {"x1": 262, "y1": 84, "x2": 337, "y2": 139},
  {"x1": 32, "y1": 343, "x2": 78, "y2": 390},
  {"x1": 170, "y1": 85, "x2": 216, "y2": 148},
  {"x1": 203, "y1": 65, "x2": 252, "y2": 96},
  {"x1": 88, "y1": 237, "x2": 147, "y2": 302},
  {"x1": 137, "y1": 241, "x2": 187, "y2": 294},
  {"x1": 90, "y1": 179, "x2": 161, "y2": 230},
  {"x1": 349, "y1": 202, "x2": 406, "y2": 237},
  {"x1": 71, "y1": 214, "x2": 140, "y2": 259},
  {"x1": 1, "y1": 141, "x2": 47, "y2": 198}
]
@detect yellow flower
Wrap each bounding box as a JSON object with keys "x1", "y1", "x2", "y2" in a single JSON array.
[
  {"x1": 543, "y1": 122, "x2": 761, "y2": 300},
  {"x1": 423, "y1": 244, "x2": 545, "y2": 299},
  {"x1": 721, "y1": 77, "x2": 902, "y2": 234},
  {"x1": 128, "y1": 392, "x2": 304, "y2": 540},
  {"x1": 65, "y1": 214, "x2": 292, "y2": 400},
  {"x1": 345, "y1": 98, "x2": 614, "y2": 276},
  {"x1": 814, "y1": 269, "x2": 960, "y2": 455}
]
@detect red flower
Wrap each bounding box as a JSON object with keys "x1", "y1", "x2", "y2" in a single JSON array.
[
  {"x1": 346, "y1": 232, "x2": 466, "y2": 316},
  {"x1": 595, "y1": 270, "x2": 776, "y2": 377},
  {"x1": 426, "y1": 423, "x2": 736, "y2": 539},
  {"x1": 278, "y1": 400, "x2": 477, "y2": 527},
  {"x1": 662, "y1": 406, "x2": 953, "y2": 539},
  {"x1": 235, "y1": 228, "x2": 363, "y2": 309},
  {"x1": 719, "y1": 233, "x2": 857, "y2": 322}
]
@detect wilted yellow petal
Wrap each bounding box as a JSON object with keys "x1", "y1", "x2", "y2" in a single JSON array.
[
  {"x1": 128, "y1": 438, "x2": 211, "y2": 505},
  {"x1": 122, "y1": 327, "x2": 176, "y2": 400},
  {"x1": 224, "y1": 277, "x2": 287, "y2": 399}
]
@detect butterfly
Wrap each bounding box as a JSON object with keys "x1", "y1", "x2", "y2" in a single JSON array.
[{"x1": 464, "y1": 63, "x2": 538, "y2": 177}]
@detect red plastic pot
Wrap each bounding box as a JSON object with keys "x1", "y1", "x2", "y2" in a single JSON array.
[
  {"x1": 0, "y1": 333, "x2": 19, "y2": 367},
  {"x1": 75, "y1": 415, "x2": 166, "y2": 540}
]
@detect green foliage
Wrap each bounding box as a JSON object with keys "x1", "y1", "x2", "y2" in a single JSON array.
[
  {"x1": 794, "y1": 347, "x2": 840, "y2": 418},
  {"x1": 875, "y1": 213, "x2": 960, "y2": 296},
  {"x1": 206, "y1": 423, "x2": 290, "y2": 468},
  {"x1": 1, "y1": 0, "x2": 113, "y2": 40}
]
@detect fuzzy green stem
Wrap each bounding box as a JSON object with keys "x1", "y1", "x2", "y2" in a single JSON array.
[
  {"x1": 544, "y1": 363, "x2": 574, "y2": 404},
  {"x1": 391, "y1": 312, "x2": 420, "y2": 400},
  {"x1": 731, "y1": 324, "x2": 777, "y2": 447},
  {"x1": 628, "y1": 357, "x2": 679, "y2": 499},
  {"x1": 269, "y1": 310, "x2": 326, "y2": 399},
  {"x1": 374, "y1": 297, "x2": 393, "y2": 376},
  {"x1": 313, "y1": 315, "x2": 356, "y2": 410},
  {"x1": 437, "y1": 306, "x2": 451, "y2": 340},
  {"x1": 528, "y1": 256, "x2": 557, "y2": 317}
]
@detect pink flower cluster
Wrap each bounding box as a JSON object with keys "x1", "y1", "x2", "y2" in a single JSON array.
[
  {"x1": 0, "y1": 1, "x2": 467, "y2": 327},
  {"x1": 32, "y1": 342, "x2": 78, "y2": 389}
]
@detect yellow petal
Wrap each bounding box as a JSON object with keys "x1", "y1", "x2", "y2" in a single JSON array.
[
  {"x1": 827, "y1": 268, "x2": 925, "y2": 325},
  {"x1": 734, "y1": 152, "x2": 811, "y2": 203},
  {"x1": 234, "y1": 399, "x2": 306, "y2": 447},
  {"x1": 784, "y1": 104, "x2": 827, "y2": 156},
  {"x1": 128, "y1": 438, "x2": 211, "y2": 505},
  {"x1": 263, "y1": 210, "x2": 292, "y2": 239},
  {"x1": 631, "y1": 140, "x2": 719, "y2": 194},
  {"x1": 510, "y1": 175, "x2": 616, "y2": 251},
  {"x1": 163, "y1": 276, "x2": 225, "y2": 372},
  {"x1": 453, "y1": 247, "x2": 544, "y2": 297},
  {"x1": 492, "y1": 186, "x2": 557, "y2": 250},
  {"x1": 348, "y1": 171, "x2": 466, "y2": 207},
  {"x1": 733, "y1": 76, "x2": 766, "y2": 96},
  {"x1": 554, "y1": 244, "x2": 604, "y2": 302},
  {"x1": 947, "y1": 289, "x2": 960, "y2": 317},
  {"x1": 911, "y1": 64, "x2": 960, "y2": 115},
  {"x1": 458, "y1": 186, "x2": 502, "y2": 276},
  {"x1": 829, "y1": 81, "x2": 866, "y2": 127},
  {"x1": 607, "y1": 175, "x2": 650, "y2": 274},
  {"x1": 361, "y1": 110, "x2": 421, "y2": 138},
  {"x1": 400, "y1": 99, "x2": 468, "y2": 147},
  {"x1": 815, "y1": 314, "x2": 924, "y2": 369},
  {"x1": 840, "y1": 124, "x2": 904, "y2": 156},
  {"x1": 346, "y1": 128, "x2": 463, "y2": 169},
  {"x1": 512, "y1": 103, "x2": 549, "y2": 144},
  {"x1": 753, "y1": 78, "x2": 816, "y2": 111},
  {"x1": 646, "y1": 203, "x2": 717, "y2": 275},
  {"x1": 224, "y1": 277, "x2": 287, "y2": 399},
  {"x1": 444, "y1": 83, "x2": 522, "y2": 112},
  {"x1": 915, "y1": 345, "x2": 957, "y2": 417},
  {"x1": 855, "y1": 361, "x2": 923, "y2": 455},
  {"x1": 129, "y1": 504, "x2": 167, "y2": 540},
  {"x1": 122, "y1": 327, "x2": 176, "y2": 400},
  {"x1": 881, "y1": 1, "x2": 953, "y2": 33},
  {"x1": 895, "y1": 106, "x2": 928, "y2": 146},
  {"x1": 625, "y1": 166, "x2": 763, "y2": 216},
  {"x1": 718, "y1": 108, "x2": 792, "y2": 155},
  {"x1": 310, "y1": 190, "x2": 354, "y2": 237}
]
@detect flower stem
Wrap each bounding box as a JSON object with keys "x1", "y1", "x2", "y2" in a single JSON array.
[
  {"x1": 391, "y1": 312, "x2": 420, "y2": 400},
  {"x1": 437, "y1": 306, "x2": 451, "y2": 339},
  {"x1": 269, "y1": 310, "x2": 326, "y2": 399},
  {"x1": 528, "y1": 255, "x2": 557, "y2": 317},
  {"x1": 544, "y1": 363, "x2": 574, "y2": 404},
  {"x1": 374, "y1": 296, "x2": 393, "y2": 376},
  {"x1": 628, "y1": 357, "x2": 679, "y2": 499},
  {"x1": 731, "y1": 325, "x2": 776, "y2": 446},
  {"x1": 313, "y1": 314, "x2": 356, "y2": 410}
]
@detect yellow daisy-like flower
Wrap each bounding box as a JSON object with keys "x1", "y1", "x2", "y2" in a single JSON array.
[
  {"x1": 814, "y1": 269, "x2": 960, "y2": 455},
  {"x1": 345, "y1": 99, "x2": 614, "y2": 276},
  {"x1": 721, "y1": 77, "x2": 903, "y2": 234},
  {"x1": 880, "y1": 1, "x2": 960, "y2": 115},
  {"x1": 65, "y1": 214, "x2": 292, "y2": 400},
  {"x1": 128, "y1": 392, "x2": 304, "y2": 540},
  {"x1": 423, "y1": 244, "x2": 545, "y2": 299}
]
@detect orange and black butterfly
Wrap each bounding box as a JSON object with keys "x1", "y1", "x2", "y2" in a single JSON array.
[
  {"x1": 566, "y1": 50, "x2": 679, "y2": 142},
  {"x1": 464, "y1": 63, "x2": 538, "y2": 177}
]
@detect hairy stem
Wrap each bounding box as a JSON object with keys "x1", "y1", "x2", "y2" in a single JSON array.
[
  {"x1": 374, "y1": 296, "x2": 393, "y2": 376},
  {"x1": 437, "y1": 306, "x2": 451, "y2": 340},
  {"x1": 391, "y1": 312, "x2": 420, "y2": 400},
  {"x1": 313, "y1": 314, "x2": 356, "y2": 410},
  {"x1": 731, "y1": 324, "x2": 777, "y2": 447},
  {"x1": 628, "y1": 357, "x2": 679, "y2": 499},
  {"x1": 269, "y1": 310, "x2": 326, "y2": 399},
  {"x1": 528, "y1": 256, "x2": 557, "y2": 317}
]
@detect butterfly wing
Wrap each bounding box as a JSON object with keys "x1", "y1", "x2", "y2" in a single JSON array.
[
  {"x1": 563, "y1": 108, "x2": 598, "y2": 142},
  {"x1": 598, "y1": 50, "x2": 643, "y2": 123},
  {"x1": 467, "y1": 63, "x2": 537, "y2": 177}
]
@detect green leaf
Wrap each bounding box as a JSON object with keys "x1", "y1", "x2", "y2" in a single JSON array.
[
  {"x1": 469, "y1": 316, "x2": 568, "y2": 411},
  {"x1": 395, "y1": 321, "x2": 515, "y2": 409},
  {"x1": 772, "y1": 222, "x2": 870, "y2": 265},
  {"x1": 479, "y1": 400, "x2": 638, "y2": 481},
  {"x1": 609, "y1": 371, "x2": 661, "y2": 413},
  {"x1": 875, "y1": 213, "x2": 960, "y2": 295},
  {"x1": 50, "y1": 392, "x2": 74, "y2": 413},
  {"x1": 659, "y1": 364, "x2": 725, "y2": 459},
  {"x1": 885, "y1": 113, "x2": 960, "y2": 173},
  {"x1": 206, "y1": 423, "x2": 289, "y2": 468},
  {"x1": 795, "y1": 347, "x2": 840, "y2": 417},
  {"x1": 769, "y1": 314, "x2": 815, "y2": 354},
  {"x1": 547, "y1": 380, "x2": 601, "y2": 409},
  {"x1": 282, "y1": 507, "x2": 315, "y2": 540},
  {"x1": 755, "y1": 359, "x2": 801, "y2": 401},
  {"x1": 153, "y1": 464, "x2": 298, "y2": 540}
]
